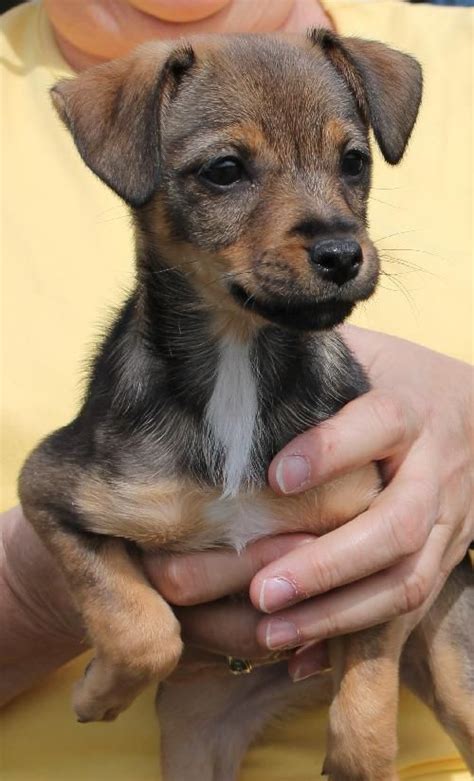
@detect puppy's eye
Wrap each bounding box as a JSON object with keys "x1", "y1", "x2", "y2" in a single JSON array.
[
  {"x1": 199, "y1": 157, "x2": 246, "y2": 187},
  {"x1": 341, "y1": 150, "x2": 367, "y2": 178}
]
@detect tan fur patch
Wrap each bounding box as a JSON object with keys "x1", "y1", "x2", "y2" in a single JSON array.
[
  {"x1": 426, "y1": 636, "x2": 474, "y2": 765},
  {"x1": 323, "y1": 117, "x2": 350, "y2": 149},
  {"x1": 136, "y1": 206, "x2": 266, "y2": 342},
  {"x1": 76, "y1": 462, "x2": 379, "y2": 552},
  {"x1": 77, "y1": 477, "x2": 216, "y2": 548},
  {"x1": 224, "y1": 123, "x2": 268, "y2": 155},
  {"x1": 326, "y1": 622, "x2": 406, "y2": 780}
]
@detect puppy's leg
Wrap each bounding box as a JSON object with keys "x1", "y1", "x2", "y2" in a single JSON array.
[
  {"x1": 158, "y1": 656, "x2": 332, "y2": 781},
  {"x1": 402, "y1": 557, "x2": 474, "y2": 770},
  {"x1": 20, "y1": 435, "x2": 184, "y2": 723},
  {"x1": 325, "y1": 622, "x2": 407, "y2": 781},
  {"x1": 20, "y1": 459, "x2": 182, "y2": 721},
  {"x1": 43, "y1": 524, "x2": 181, "y2": 722}
]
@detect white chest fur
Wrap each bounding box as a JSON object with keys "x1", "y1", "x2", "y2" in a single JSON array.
[{"x1": 205, "y1": 336, "x2": 258, "y2": 497}]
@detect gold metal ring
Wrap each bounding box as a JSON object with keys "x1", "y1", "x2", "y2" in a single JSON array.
[
  {"x1": 227, "y1": 657, "x2": 254, "y2": 675},
  {"x1": 227, "y1": 651, "x2": 292, "y2": 674}
]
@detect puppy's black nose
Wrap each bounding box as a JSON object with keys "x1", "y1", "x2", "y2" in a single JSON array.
[{"x1": 310, "y1": 239, "x2": 362, "y2": 286}]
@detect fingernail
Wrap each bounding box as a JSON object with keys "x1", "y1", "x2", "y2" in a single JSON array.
[
  {"x1": 275, "y1": 456, "x2": 310, "y2": 494},
  {"x1": 265, "y1": 619, "x2": 299, "y2": 650},
  {"x1": 259, "y1": 577, "x2": 297, "y2": 613}
]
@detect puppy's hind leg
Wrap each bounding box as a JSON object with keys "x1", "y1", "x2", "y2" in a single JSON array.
[
  {"x1": 402, "y1": 557, "x2": 474, "y2": 771},
  {"x1": 324, "y1": 622, "x2": 408, "y2": 781}
]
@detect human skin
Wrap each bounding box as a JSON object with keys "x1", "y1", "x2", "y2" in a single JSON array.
[
  {"x1": 2, "y1": 327, "x2": 472, "y2": 702},
  {"x1": 43, "y1": 0, "x2": 333, "y2": 71},
  {"x1": 0, "y1": 506, "x2": 85, "y2": 706}
]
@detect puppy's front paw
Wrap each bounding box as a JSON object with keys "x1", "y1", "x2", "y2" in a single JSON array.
[
  {"x1": 73, "y1": 633, "x2": 183, "y2": 723},
  {"x1": 73, "y1": 657, "x2": 135, "y2": 722}
]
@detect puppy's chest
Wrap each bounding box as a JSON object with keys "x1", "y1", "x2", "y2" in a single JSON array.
[
  {"x1": 203, "y1": 338, "x2": 259, "y2": 496},
  {"x1": 77, "y1": 463, "x2": 379, "y2": 552},
  {"x1": 78, "y1": 332, "x2": 377, "y2": 549},
  {"x1": 78, "y1": 473, "x2": 282, "y2": 551},
  {"x1": 189, "y1": 333, "x2": 326, "y2": 492}
]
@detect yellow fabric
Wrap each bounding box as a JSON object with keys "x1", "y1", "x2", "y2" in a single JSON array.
[{"x1": 0, "y1": 2, "x2": 472, "y2": 779}]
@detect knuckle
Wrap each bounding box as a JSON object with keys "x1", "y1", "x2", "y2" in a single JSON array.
[
  {"x1": 397, "y1": 570, "x2": 431, "y2": 614},
  {"x1": 457, "y1": 514, "x2": 474, "y2": 556},
  {"x1": 371, "y1": 391, "x2": 408, "y2": 446},
  {"x1": 386, "y1": 493, "x2": 432, "y2": 557},
  {"x1": 236, "y1": 623, "x2": 263, "y2": 659},
  {"x1": 251, "y1": 539, "x2": 274, "y2": 573},
  {"x1": 442, "y1": 532, "x2": 470, "y2": 577},
  {"x1": 158, "y1": 558, "x2": 194, "y2": 605},
  {"x1": 316, "y1": 422, "x2": 340, "y2": 460},
  {"x1": 313, "y1": 605, "x2": 343, "y2": 640},
  {"x1": 307, "y1": 550, "x2": 337, "y2": 595}
]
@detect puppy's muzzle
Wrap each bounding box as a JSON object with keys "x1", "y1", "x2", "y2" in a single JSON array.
[{"x1": 309, "y1": 239, "x2": 363, "y2": 287}]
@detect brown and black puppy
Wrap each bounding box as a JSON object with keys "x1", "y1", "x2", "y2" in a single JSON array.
[{"x1": 19, "y1": 30, "x2": 473, "y2": 781}]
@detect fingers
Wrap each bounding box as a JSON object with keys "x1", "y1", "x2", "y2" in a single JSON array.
[
  {"x1": 251, "y1": 448, "x2": 438, "y2": 614},
  {"x1": 268, "y1": 389, "x2": 420, "y2": 495},
  {"x1": 178, "y1": 600, "x2": 332, "y2": 677},
  {"x1": 144, "y1": 534, "x2": 315, "y2": 606},
  {"x1": 256, "y1": 523, "x2": 451, "y2": 652},
  {"x1": 176, "y1": 600, "x2": 266, "y2": 659},
  {"x1": 177, "y1": 600, "x2": 332, "y2": 680}
]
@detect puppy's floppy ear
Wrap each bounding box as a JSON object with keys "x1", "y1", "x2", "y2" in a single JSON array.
[
  {"x1": 310, "y1": 29, "x2": 422, "y2": 164},
  {"x1": 51, "y1": 43, "x2": 195, "y2": 207}
]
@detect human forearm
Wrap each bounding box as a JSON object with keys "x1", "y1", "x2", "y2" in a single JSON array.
[{"x1": 0, "y1": 507, "x2": 87, "y2": 705}]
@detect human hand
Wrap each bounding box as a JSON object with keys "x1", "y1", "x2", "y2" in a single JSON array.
[
  {"x1": 145, "y1": 533, "x2": 331, "y2": 680},
  {"x1": 146, "y1": 327, "x2": 473, "y2": 680},
  {"x1": 44, "y1": 0, "x2": 332, "y2": 71}
]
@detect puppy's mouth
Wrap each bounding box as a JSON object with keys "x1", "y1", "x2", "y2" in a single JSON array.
[{"x1": 229, "y1": 283, "x2": 355, "y2": 331}]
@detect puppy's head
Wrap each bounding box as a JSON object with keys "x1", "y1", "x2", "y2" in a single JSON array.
[{"x1": 52, "y1": 32, "x2": 422, "y2": 331}]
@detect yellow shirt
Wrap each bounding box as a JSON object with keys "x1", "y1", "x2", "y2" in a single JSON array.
[{"x1": 1, "y1": 2, "x2": 472, "y2": 779}]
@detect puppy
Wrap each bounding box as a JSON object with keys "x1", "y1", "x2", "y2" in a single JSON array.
[{"x1": 19, "y1": 30, "x2": 473, "y2": 781}]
